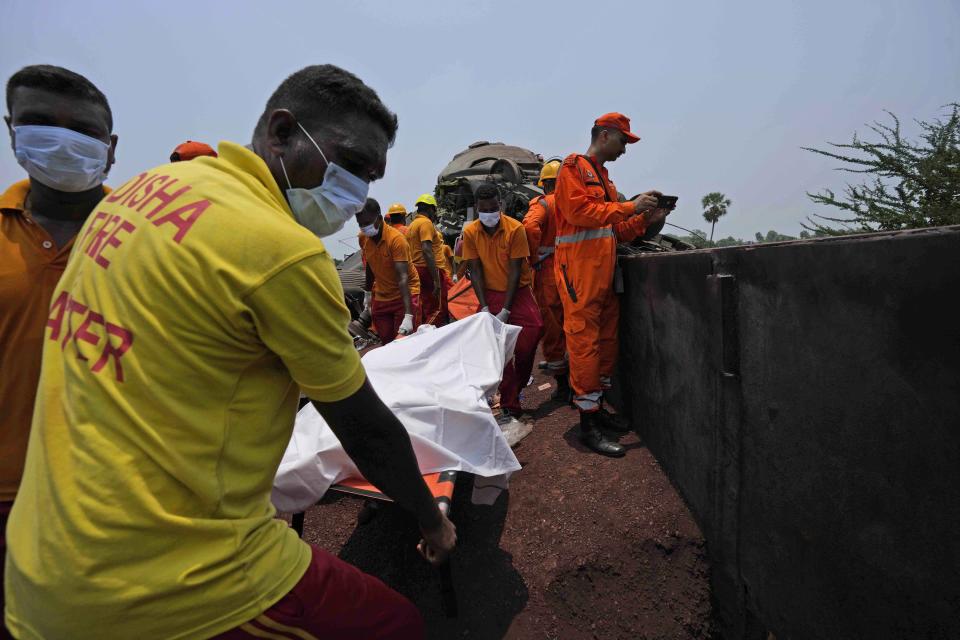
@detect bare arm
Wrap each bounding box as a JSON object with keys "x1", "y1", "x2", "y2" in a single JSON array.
[
  {"x1": 393, "y1": 261, "x2": 414, "y2": 317},
  {"x1": 502, "y1": 257, "x2": 523, "y2": 311},
  {"x1": 468, "y1": 257, "x2": 488, "y2": 309},
  {"x1": 422, "y1": 241, "x2": 440, "y2": 294},
  {"x1": 365, "y1": 262, "x2": 375, "y2": 293}
]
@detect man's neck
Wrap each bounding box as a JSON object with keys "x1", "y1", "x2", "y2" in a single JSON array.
[
  {"x1": 585, "y1": 146, "x2": 606, "y2": 167},
  {"x1": 25, "y1": 178, "x2": 104, "y2": 222}
]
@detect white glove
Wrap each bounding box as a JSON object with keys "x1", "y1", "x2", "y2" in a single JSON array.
[
  {"x1": 398, "y1": 314, "x2": 414, "y2": 335},
  {"x1": 495, "y1": 308, "x2": 511, "y2": 323},
  {"x1": 362, "y1": 290, "x2": 372, "y2": 310},
  {"x1": 480, "y1": 306, "x2": 490, "y2": 313}
]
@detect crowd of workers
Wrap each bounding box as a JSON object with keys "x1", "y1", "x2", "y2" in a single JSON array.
[
  {"x1": 0, "y1": 62, "x2": 670, "y2": 639},
  {"x1": 355, "y1": 115, "x2": 669, "y2": 449}
]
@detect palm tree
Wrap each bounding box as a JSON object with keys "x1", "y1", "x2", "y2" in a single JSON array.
[{"x1": 701, "y1": 192, "x2": 732, "y2": 243}]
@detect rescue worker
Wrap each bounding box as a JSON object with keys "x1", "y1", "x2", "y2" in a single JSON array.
[
  {"x1": 462, "y1": 183, "x2": 544, "y2": 419},
  {"x1": 405, "y1": 193, "x2": 448, "y2": 324},
  {"x1": 357, "y1": 198, "x2": 420, "y2": 344},
  {"x1": 523, "y1": 159, "x2": 570, "y2": 401},
  {"x1": 385, "y1": 201, "x2": 408, "y2": 234},
  {"x1": 170, "y1": 140, "x2": 218, "y2": 162},
  {"x1": 554, "y1": 112, "x2": 671, "y2": 457},
  {"x1": 5, "y1": 63, "x2": 455, "y2": 640},
  {"x1": 0, "y1": 65, "x2": 118, "y2": 623}
]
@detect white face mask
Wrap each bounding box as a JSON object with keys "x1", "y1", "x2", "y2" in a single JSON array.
[
  {"x1": 478, "y1": 209, "x2": 501, "y2": 227},
  {"x1": 13, "y1": 125, "x2": 110, "y2": 192},
  {"x1": 280, "y1": 121, "x2": 369, "y2": 238},
  {"x1": 360, "y1": 222, "x2": 379, "y2": 237}
]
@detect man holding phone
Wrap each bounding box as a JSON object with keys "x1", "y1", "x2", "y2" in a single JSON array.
[{"x1": 553, "y1": 112, "x2": 673, "y2": 457}]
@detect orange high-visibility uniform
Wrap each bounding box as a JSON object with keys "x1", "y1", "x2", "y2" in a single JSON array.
[
  {"x1": 523, "y1": 193, "x2": 566, "y2": 370},
  {"x1": 389, "y1": 222, "x2": 408, "y2": 235},
  {"x1": 553, "y1": 154, "x2": 651, "y2": 412}
]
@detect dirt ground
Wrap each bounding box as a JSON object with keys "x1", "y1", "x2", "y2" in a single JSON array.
[{"x1": 292, "y1": 356, "x2": 716, "y2": 639}]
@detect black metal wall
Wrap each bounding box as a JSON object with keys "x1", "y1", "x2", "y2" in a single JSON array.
[{"x1": 616, "y1": 226, "x2": 960, "y2": 639}]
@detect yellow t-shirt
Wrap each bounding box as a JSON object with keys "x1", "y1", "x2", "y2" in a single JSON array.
[
  {"x1": 4, "y1": 142, "x2": 365, "y2": 640},
  {"x1": 405, "y1": 213, "x2": 443, "y2": 269}
]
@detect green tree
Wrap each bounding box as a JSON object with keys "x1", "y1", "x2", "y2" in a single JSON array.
[
  {"x1": 674, "y1": 228, "x2": 710, "y2": 248},
  {"x1": 714, "y1": 236, "x2": 745, "y2": 248},
  {"x1": 803, "y1": 103, "x2": 960, "y2": 233},
  {"x1": 754, "y1": 230, "x2": 798, "y2": 243},
  {"x1": 701, "y1": 192, "x2": 732, "y2": 242}
]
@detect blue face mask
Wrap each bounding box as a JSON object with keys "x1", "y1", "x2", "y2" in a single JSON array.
[
  {"x1": 279, "y1": 122, "x2": 369, "y2": 238},
  {"x1": 13, "y1": 125, "x2": 110, "y2": 192}
]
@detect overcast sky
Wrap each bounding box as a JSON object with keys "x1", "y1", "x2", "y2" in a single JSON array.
[{"x1": 3, "y1": 0, "x2": 958, "y2": 257}]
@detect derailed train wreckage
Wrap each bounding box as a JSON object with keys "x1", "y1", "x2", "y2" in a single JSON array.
[{"x1": 338, "y1": 141, "x2": 693, "y2": 340}]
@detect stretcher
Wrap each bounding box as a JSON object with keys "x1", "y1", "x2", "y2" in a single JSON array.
[
  {"x1": 290, "y1": 470, "x2": 457, "y2": 535},
  {"x1": 446, "y1": 275, "x2": 479, "y2": 321},
  {"x1": 290, "y1": 470, "x2": 459, "y2": 616}
]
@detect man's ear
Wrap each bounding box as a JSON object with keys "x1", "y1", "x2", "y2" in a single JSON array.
[
  {"x1": 264, "y1": 109, "x2": 297, "y2": 159},
  {"x1": 105, "y1": 134, "x2": 119, "y2": 175}
]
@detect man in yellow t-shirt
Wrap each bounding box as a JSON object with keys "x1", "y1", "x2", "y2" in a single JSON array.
[
  {"x1": 4, "y1": 64, "x2": 455, "y2": 640},
  {"x1": 405, "y1": 193, "x2": 449, "y2": 325},
  {"x1": 461, "y1": 183, "x2": 543, "y2": 419},
  {"x1": 357, "y1": 198, "x2": 420, "y2": 344}
]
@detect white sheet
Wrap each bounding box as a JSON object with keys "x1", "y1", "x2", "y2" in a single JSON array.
[{"x1": 272, "y1": 313, "x2": 523, "y2": 513}]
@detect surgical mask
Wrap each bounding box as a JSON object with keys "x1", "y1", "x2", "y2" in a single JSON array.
[
  {"x1": 360, "y1": 222, "x2": 379, "y2": 237},
  {"x1": 13, "y1": 125, "x2": 110, "y2": 192},
  {"x1": 279, "y1": 121, "x2": 369, "y2": 238},
  {"x1": 478, "y1": 210, "x2": 501, "y2": 227}
]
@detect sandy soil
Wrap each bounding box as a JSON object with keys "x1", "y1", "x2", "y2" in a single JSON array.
[{"x1": 291, "y1": 357, "x2": 716, "y2": 639}]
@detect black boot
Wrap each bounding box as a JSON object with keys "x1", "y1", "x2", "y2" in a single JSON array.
[
  {"x1": 579, "y1": 411, "x2": 625, "y2": 458},
  {"x1": 597, "y1": 406, "x2": 630, "y2": 434},
  {"x1": 551, "y1": 374, "x2": 572, "y2": 402}
]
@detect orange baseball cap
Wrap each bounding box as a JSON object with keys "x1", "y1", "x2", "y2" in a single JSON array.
[
  {"x1": 170, "y1": 141, "x2": 218, "y2": 162},
  {"x1": 594, "y1": 113, "x2": 640, "y2": 143}
]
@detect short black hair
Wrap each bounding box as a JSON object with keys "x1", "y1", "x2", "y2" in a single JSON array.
[
  {"x1": 6, "y1": 64, "x2": 113, "y2": 130},
  {"x1": 363, "y1": 197, "x2": 381, "y2": 216},
  {"x1": 257, "y1": 64, "x2": 398, "y2": 145},
  {"x1": 590, "y1": 125, "x2": 604, "y2": 142},
  {"x1": 474, "y1": 183, "x2": 500, "y2": 202}
]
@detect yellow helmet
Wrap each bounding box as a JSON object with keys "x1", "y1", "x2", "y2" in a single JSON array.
[
  {"x1": 538, "y1": 160, "x2": 561, "y2": 187},
  {"x1": 415, "y1": 193, "x2": 437, "y2": 208},
  {"x1": 387, "y1": 202, "x2": 407, "y2": 215}
]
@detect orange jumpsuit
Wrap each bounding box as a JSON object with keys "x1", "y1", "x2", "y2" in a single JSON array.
[
  {"x1": 523, "y1": 194, "x2": 566, "y2": 371},
  {"x1": 553, "y1": 154, "x2": 650, "y2": 412}
]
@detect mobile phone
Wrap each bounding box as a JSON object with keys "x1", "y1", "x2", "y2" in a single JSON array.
[{"x1": 657, "y1": 195, "x2": 678, "y2": 209}]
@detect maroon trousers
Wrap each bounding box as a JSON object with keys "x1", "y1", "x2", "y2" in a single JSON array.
[
  {"x1": 481, "y1": 287, "x2": 544, "y2": 413},
  {"x1": 415, "y1": 266, "x2": 450, "y2": 325},
  {"x1": 371, "y1": 294, "x2": 420, "y2": 344},
  {"x1": 1, "y1": 500, "x2": 12, "y2": 640},
  {"x1": 214, "y1": 545, "x2": 422, "y2": 639}
]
